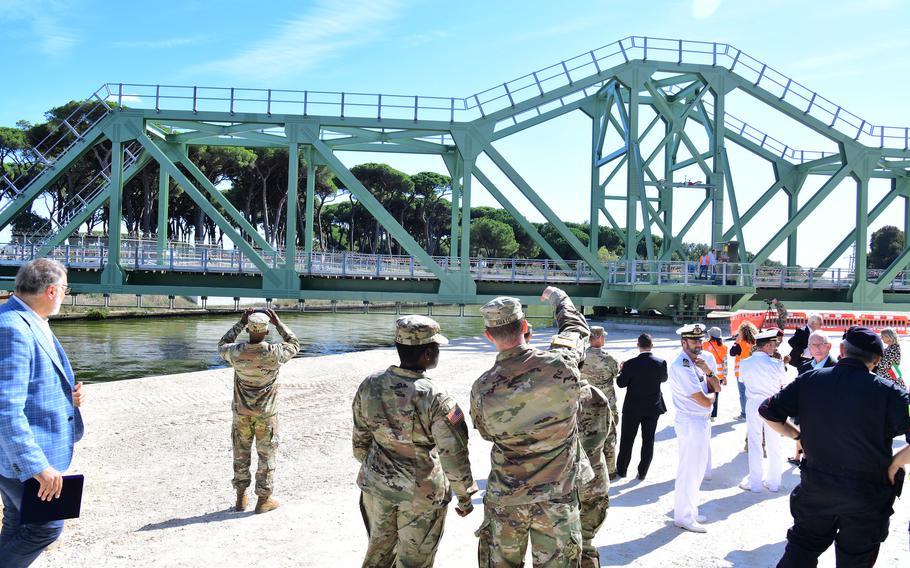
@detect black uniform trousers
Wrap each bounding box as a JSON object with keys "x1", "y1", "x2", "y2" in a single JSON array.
[
  {"x1": 615, "y1": 413, "x2": 660, "y2": 478},
  {"x1": 778, "y1": 468, "x2": 896, "y2": 568}
]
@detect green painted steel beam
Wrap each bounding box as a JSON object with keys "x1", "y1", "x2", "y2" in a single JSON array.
[
  {"x1": 0, "y1": 121, "x2": 111, "y2": 231},
  {"x1": 173, "y1": 148, "x2": 277, "y2": 254},
  {"x1": 132, "y1": 131, "x2": 274, "y2": 275},
  {"x1": 483, "y1": 145, "x2": 610, "y2": 281},
  {"x1": 751, "y1": 164, "x2": 852, "y2": 266},
  {"x1": 303, "y1": 130, "x2": 456, "y2": 287},
  {"x1": 36, "y1": 150, "x2": 153, "y2": 257},
  {"x1": 473, "y1": 167, "x2": 570, "y2": 271}
]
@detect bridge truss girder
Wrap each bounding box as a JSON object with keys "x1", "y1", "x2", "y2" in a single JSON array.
[{"x1": 3, "y1": 57, "x2": 910, "y2": 312}]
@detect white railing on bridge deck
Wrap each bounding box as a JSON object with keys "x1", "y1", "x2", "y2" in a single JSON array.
[{"x1": 3, "y1": 240, "x2": 910, "y2": 290}]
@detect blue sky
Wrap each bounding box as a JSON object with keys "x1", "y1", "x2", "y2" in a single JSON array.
[{"x1": 2, "y1": 0, "x2": 909, "y2": 266}]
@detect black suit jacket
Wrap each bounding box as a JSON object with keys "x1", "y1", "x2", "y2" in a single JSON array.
[
  {"x1": 797, "y1": 355, "x2": 836, "y2": 375},
  {"x1": 616, "y1": 352, "x2": 668, "y2": 416},
  {"x1": 788, "y1": 325, "x2": 811, "y2": 368}
]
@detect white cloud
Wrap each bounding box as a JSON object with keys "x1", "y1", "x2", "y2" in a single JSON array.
[
  {"x1": 112, "y1": 37, "x2": 204, "y2": 49},
  {"x1": 188, "y1": 0, "x2": 401, "y2": 82},
  {"x1": 105, "y1": 94, "x2": 143, "y2": 105},
  {"x1": 692, "y1": 0, "x2": 722, "y2": 19},
  {"x1": 0, "y1": 0, "x2": 78, "y2": 56}
]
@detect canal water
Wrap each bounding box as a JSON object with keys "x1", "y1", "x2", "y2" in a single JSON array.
[{"x1": 51, "y1": 308, "x2": 555, "y2": 383}]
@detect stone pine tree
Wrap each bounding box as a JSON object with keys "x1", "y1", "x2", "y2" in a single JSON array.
[{"x1": 868, "y1": 225, "x2": 904, "y2": 269}]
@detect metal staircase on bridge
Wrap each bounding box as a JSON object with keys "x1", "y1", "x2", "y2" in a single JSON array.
[{"x1": 3, "y1": 36, "x2": 910, "y2": 312}]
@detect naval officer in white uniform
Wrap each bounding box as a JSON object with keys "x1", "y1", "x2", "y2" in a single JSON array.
[
  {"x1": 669, "y1": 323, "x2": 722, "y2": 533},
  {"x1": 739, "y1": 328, "x2": 787, "y2": 493}
]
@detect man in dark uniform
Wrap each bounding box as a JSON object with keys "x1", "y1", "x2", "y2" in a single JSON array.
[{"x1": 759, "y1": 327, "x2": 910, "y2": 567}]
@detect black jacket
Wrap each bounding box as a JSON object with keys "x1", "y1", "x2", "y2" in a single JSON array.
[
  {"x1": 760, "y1": 358, "x2": 910, "y2": 476},
  {"x1": 797, "y1": 356, "x2": 836, "y2": 375},
  {"x1": 787, "y1": 325, "x2": 811, "y2": 368},
  {"x1": 616, "y1": 352, "x2": 668, "y2": 416}
]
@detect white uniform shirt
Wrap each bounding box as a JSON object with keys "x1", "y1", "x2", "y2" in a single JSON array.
[
  {"x1": 669, "y1": 350, "x2": 712, "y2": 417},
  {"x1": 739, "y1": 350, "x2": 786, "y2": 400}
]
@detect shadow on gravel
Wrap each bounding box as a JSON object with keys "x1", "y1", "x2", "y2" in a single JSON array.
[
  {"x1": 137, "y1": 508, "x2": 254, "y2": 531},
  {"x1": 724, "y1": 540, "x2": 787, "y2": 567},
  {"x1": 596, "y1": 522, "x2": 683, "y2": 565}
]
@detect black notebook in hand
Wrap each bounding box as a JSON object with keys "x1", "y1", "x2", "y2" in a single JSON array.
[{"x1": 19, "y1": 474, "x2": 84, "y2": 525}]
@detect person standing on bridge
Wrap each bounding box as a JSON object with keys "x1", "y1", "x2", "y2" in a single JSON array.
[
  {"x1": 471, "y1": 287, "x2": 591, "y2": 566},
  {"x1": 760, "y1": 327, "x2": 910, "y2": 567},
  {"x1": 352, "y1": 315, "x2": 476, "y2": 568},
  {"x1": 218, "y1": 308, "x2": 299, "y2": 514},
  {"x1": 0, "y1": 259, "x2": 84, "y2": 568},
  {"x1": 699, "y1": 251, "x2": 710, "y2": 279},
  {"x1": 582, "y1": 326, "x2": 621, "y2": 480}
]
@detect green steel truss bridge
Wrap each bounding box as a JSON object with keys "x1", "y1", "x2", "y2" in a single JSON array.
[{"x1": 3, "y1": 36, "x2": 910, "y2": 316}]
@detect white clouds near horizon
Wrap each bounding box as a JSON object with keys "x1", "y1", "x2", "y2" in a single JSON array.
[
  {"x1": 186, "y1": 0, "x2": 401, "y2": 83},
  {"x1": 0, "y1": 0, "x2": 77, "y2": 56},
  {"x1": 692, "y1": 0, "x2": 721, "y2": 19}
]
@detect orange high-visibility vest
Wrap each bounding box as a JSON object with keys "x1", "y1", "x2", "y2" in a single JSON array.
[
  {"x1": 703, "y1": 340, "x2": 728, "y2": 381},
  {"x1": 733, "y1": 338, "x2": 754, "y2": 380}
]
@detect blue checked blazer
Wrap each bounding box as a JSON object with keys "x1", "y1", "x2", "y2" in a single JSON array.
[{"x1": 0, "y1": 297, "x2": 83, "y2": 481}]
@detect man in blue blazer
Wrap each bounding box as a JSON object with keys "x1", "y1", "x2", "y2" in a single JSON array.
[{"x1": 0, "y1": 259, "x2": 84, "y2": 567}]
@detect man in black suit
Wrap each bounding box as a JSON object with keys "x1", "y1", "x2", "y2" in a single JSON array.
[
  {"x1": 787, "y1": 314, "x2": 823, "y2": 369},
  {"x1": 615, "y1": 333, "x2": 668, "y2": 480}
]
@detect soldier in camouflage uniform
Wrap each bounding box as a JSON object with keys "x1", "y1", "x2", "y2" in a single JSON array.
[
  {"x1": 772, "y1": 298, "x2": 788, "y2": 330},
  {"x1": 582, "y1": 326, "x2": 620, "y2": 479},
  {"x1": 471, "y1": 286, "x2": 592, "y2": 568},
  {"x1": 352, "y1": 315, "x2": 477, "y2": 568},
  {"x1": 577, "y1": 375, "x2": 612, "y2": 568},
  {"x1": 218, "y1": 308, "x2": 299, "y2": 514}
]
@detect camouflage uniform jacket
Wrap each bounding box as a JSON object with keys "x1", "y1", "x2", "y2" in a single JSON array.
[
  {"x1": 218, "y1": 320, "x2": 300, "y2": 417},
  {"x1": 470, "y1": 289, "x2": 592, "y2": 505},
  {"x1": 582, "y1": 347, "x2": 620, "y2": 413},
  {"x1": 578, "y1": 380, "x2": 612, "y2": 500},
  {"x1": 352, "y1": 366, "x2": 477, "y2": 507}
]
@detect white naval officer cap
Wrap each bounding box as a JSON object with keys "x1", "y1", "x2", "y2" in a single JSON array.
[
  {"x1": 676, "y1": 323, "x2": 706, "y2": 339},
  {"x1": 755, "y1": 329, "x2": 779, "y2": 343}
]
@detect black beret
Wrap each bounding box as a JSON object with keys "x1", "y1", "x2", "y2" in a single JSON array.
[{"x1": 842, "y1": 326, "x2": 885, "y2": 357}]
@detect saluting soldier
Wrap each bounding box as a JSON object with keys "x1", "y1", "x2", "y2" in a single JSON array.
[
  {"x1": 668, "y1": 323, "x2": 722, "y2": 533},
  {"x1": 577, "y1": 373, "x2": 612, "y2": 568},
  {"x1": 760, "y1": 327, "x2": 910, "y2": 567},
  {"x1": 352, "y1": 315, "x2": 476, "y2": 568},
  {"x1": 218, "y1": 308, "x2": 300, "y2": 514},
  {"x1": 582, "y1": 326, "x2": 620, "y2": 479},
  {"x1": 471, "y1": 286, "x2": 592, "y2": 567}
]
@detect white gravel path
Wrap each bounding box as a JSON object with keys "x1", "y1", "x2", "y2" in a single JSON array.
[{"x1": 16, "y1": 328, "x2": 910, "y2": 567}]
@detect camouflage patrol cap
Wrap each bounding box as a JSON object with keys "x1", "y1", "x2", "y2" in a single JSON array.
[
  {"x1": 590, "y1": 325, "x2": 607, "y2": 338},
  {"x1": 247, "y1": 312, "x2": 270, "y2": 334},
  {"x1": 480, "y1": 297, "x2": 524, "y2": 328},
  {"x1": 395, "y1": 315, "x2": 449, "y2": 346}
]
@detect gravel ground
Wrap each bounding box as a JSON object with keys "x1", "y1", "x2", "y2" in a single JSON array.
[{"x1": 14, "y1": 328, "x2": 909, "y2": 567}]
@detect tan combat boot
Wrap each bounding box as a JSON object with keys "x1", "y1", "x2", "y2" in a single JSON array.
[
  {"x1": 235, "y1": 490, "x2": 249, "y2": 511},
  {"x1": 255, "y1": 496, "x2": 280, "y2": 514}
]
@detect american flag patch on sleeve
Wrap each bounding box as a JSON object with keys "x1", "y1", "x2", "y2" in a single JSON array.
[{"x1": 447, "y1": 405, "x2": 464, "y2": 425}]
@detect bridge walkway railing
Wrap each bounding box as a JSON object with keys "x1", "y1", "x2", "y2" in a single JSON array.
[{"x1": 0, "y1": 240, "x2": 906, "y2": 291}]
